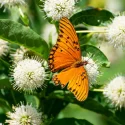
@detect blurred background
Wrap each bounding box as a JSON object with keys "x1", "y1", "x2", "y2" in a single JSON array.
[{"x1": 0, "y1": 0, "x2": 125, "y2": 125}]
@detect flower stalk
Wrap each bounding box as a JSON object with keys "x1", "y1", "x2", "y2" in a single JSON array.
[
  {"x1": 76, "y1": 30, "x2": 108, "y2": 33},
  {"x1": 18, "y1": 7, "x2": 25, "y2": 18},
  {"x1": 18, "y1": 7, "x2": 29, "y2": 26},
  {"x1": 92, "y1": 89, "x2": 105, "y2": 92}
]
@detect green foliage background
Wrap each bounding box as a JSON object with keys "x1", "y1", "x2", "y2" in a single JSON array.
[{"x1": 0, "y1": 0, "x2": 125, "y2": 125}]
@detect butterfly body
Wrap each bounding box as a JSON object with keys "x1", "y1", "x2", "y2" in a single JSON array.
[
  {"x1": 72, "y1": 60, "x2": 87, "y2": 68},
  {"x1": 49, "y1": 17, "x2": 89, "y2": 101}
]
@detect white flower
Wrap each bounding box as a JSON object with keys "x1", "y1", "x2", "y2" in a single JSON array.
[
  {"x1": 107, "y1": 15, "x2": 125, "y2": 47},
  {"x1": 0, "y1": 0, "x2": 26, "y2": 8},
  {"x1": 6, "y1": 103, "x2": 42, "y2": 125},
  {"x1": 10, "y1": 46, "x2": 27, "y2": 64},
  {"x1": 11, "y1": 57, "x2": 47, "y2": 92},
  {"x1": 105, "y1": 0, "x2": 124, "y2": 14},
  {"x1": 93, "y1": 33, "x2": 108, "y2": 43},
  {"x1": 82, "y1": 56, "x2": 100, "y2": 85},
  {"x1": 43, "y1": 0, "x2": 76, "y2": 21},
  {"x1": 103, "y1": 76, "x2": 125, "y2": 108},
  {"x1": 0, "y1": 39, "x2": 9, "y2": 57},
  {"x1": 41, "y1": 23, "x2": 58, "y2": 44}
]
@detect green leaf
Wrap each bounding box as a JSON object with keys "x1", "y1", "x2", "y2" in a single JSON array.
[
  {"x1": 57, "y1": 103, "x2": 121, "y2": 125},
  {"x1": 76, "y1": 98, "x2": 113, "y2": 117},
  {"x1": 0, "y1": 76, "x2": 11, "y2": 89},
  {"x1": 20, "y1": 13, "x2": 29, "y2": 26},
  {"x1": 0, "y1": 98, "x2": 11, "y2": 114},
  {"x1": 115, "y1": 109, "x2": 125, "y2": 125},
  {"x1": 24, "y1": 94, "x2": 40, "y2": 108},
  {"x1": 50, "y1": 118, "x2": 93, "y2": 125},
  {"x1": 47, "y1": 91, "x2": 121, "y2": 124},
  {"x1": 0, "y1": 58, "x2": 9, "y2": 69},
  {"x1": 0, "y1": 19, "x2": 49, "y2": 59},
  {"x1": 48, "y1": 90, "x2": 74, "y2": 101},
  {"x1": 0, "y1": 114, "x2": 7, "y2": 123},
  {"x1": 48, "y1": 91, "x2": 114, "y2": 119},
  {"x1": 70, "y1": 7, "x2": 114, "y2": 26},
  {"x1": 81, "y1": 45, "x2": 110, "y2": 67}
]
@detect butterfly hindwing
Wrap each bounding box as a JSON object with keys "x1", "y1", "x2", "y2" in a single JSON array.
[
  {"x1": 53, "y1": 67, "x2": 75, "y2": 87},
  {"x1": 67, "y1": 66, "x2": 89, "y2": 101},
  {"x1": 53, "y1": 66, "x2": 89, "y2": 101},
  {"x1": 49, "y1": 17, "x2": 81, "y2": 72}
]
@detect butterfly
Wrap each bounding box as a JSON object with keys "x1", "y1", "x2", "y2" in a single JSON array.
[{"x1": 48, "y1": 17, "x2": 89, "y2": 101}]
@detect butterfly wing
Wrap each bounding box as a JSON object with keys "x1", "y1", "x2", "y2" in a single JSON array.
[
  {"x1": 49, "y1": 17, "x2": 81, "y2": 72},
  {"x1": 49, "y1": 17, "x2": 88, "y2": 101},
  {"x1": 53, "y1": 66, "x2": 89, "y2": 101}
]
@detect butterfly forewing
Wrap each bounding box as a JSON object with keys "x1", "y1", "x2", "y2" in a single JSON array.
[
  {"x1": 59, "y1": 18, "x2": 81, "y2": 59},
  {"x1": 49, "y1": 17, "x2": 81, "y2": 72}
]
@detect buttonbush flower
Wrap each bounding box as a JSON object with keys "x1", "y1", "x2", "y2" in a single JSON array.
[
  {"x1": 10, "y1": 46, "x2": 27, "y2": 64},
  {"x1": 43, "y1": 0, "x2": 77, "y2": 21},
  {"x1": 82, "y1": 56, "x2": 100, "y2": 86},
  {"x1": 107, "y1": 15, "x2": 125, "y2": 48},
  {"x1": 0, "y1": 0, "x2": 26, "y2": 8},
  {"x1": 11, "y1": 57, "x2": 47, "y2": 92},
  {"x1": 0, "y1": 39, "x2": 9, "y2": 57},
  {"x1": 6, "y1": 103, "x2": 42, "y2": 125},
  {"x1": 93, "y1": 33, "x2": 108, "y2": 43},
  {"x1": 103, "y1": 76, "x2": 125, "y2": 108}
]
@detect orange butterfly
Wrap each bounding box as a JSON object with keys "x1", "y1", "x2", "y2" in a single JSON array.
[{"x1": 48, "y1": 17, "x2": 89, "y2": 101}]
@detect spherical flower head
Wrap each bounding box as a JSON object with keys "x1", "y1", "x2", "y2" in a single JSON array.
[
  {"x1": 107, "y1": 15, "x2": 125, "y2": 48},
  {"x1": 10, "y1": 46, "x2": 27, "y2": 64},
  {"x1": 0, "y1": 39, "x2": 9, "y2": 57},
  {"x1": 43, "y1": 0, "x2": 76, "y2": 21},
  {"x1": 82, "y1": 56, "x2": 100, "y2": 86},
  {"x1": 0, "y1": 0, "x2": 26, "y2": 8},
  {"x1": 6, "y1": 103, "x2": 42, "y2": 125},
  {"x1": 103, "y1": 76, "x2": 125, "y2": 108},
  {"x1": 93, "y1": 32, "x2": 108, "y2": 43},
  {"x1": 11, "y1": 57, "x2": 47, "y2": 92}
]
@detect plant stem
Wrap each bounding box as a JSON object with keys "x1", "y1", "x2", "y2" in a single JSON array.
[
  {"x1": 76, "y1": 30, "x2": 108, "y2": 33},
  {"x1": 18, "y1": 7, "x2": 29, "y2": 26},
  {"x1": 92, "y1": 89, "x2": 104, "y2": 92},
  {"x1": 18, "y1": 7, "x2": 25, "y2": 18}
]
